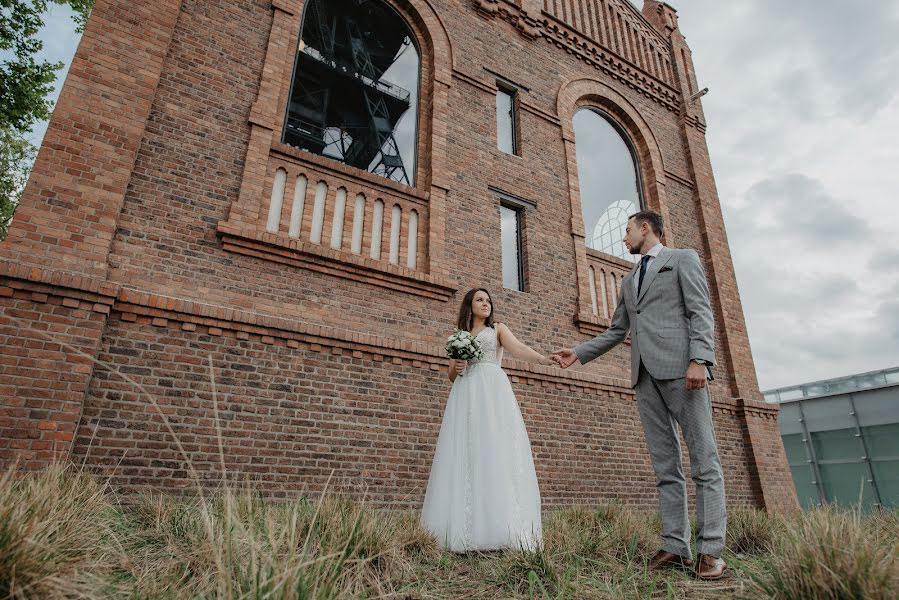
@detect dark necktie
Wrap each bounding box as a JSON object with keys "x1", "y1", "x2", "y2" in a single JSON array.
[{"x1": 637, "y1": 255, "x2": 651, "y2": 295}]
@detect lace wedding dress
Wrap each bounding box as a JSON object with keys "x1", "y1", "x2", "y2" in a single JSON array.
[{"x1": 421, "y1": 325, "x2": 542, "y2": 552}]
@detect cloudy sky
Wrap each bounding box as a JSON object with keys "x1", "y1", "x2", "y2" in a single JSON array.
[
  {"x1": 18, "y1": 2, "x2": 899, "y2": 391},
  {"x1": 670, "y1": 0, "x2": 899, "y2": 390}
]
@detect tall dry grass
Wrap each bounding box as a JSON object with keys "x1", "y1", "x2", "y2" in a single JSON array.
[
  {"x1": 1, "y1": 463, "x2": 897, "y2": 599},
  {"x1": 737, "y1": 506, "x2": 899, "y2": 600}
]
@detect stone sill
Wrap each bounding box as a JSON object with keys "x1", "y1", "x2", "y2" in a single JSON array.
[
  {"x1": 270, "y1": 142, "x2": 429, "y2": 205},
  {"x1": 217, "y1": 225, "x2": 456, "y2": 302}
]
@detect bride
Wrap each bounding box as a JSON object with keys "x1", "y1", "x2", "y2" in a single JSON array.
[{"x1": 421, "y1": 288, "x2": 553, "y2": 552}]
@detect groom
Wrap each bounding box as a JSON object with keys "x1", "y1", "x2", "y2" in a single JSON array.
[{"x1": 553, "y1": 211, "x2": 727, "y2": 580}]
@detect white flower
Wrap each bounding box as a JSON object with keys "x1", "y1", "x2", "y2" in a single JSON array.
[{"x1": 446, "y1": 329, "x2": 482, "y2": 360}]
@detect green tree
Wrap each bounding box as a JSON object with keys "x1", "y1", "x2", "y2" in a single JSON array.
[{"x1": 1, "y1": 0, "x2": 93, "y2": 239}]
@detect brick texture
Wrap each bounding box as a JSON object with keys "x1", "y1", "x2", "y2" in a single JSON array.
[{"x1": 0, "y1": 0, "x2": 797, "y2": 512}]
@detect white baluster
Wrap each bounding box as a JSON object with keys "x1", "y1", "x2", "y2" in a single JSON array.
[
  {"x1": 330, "y1": 187, "x2": 347, "y2": 250},
  {"x1": 351, "y1": 193, "x2": 365, "y2": 254},
  {"x1": 370, "y1": 200, "x2": 384, "y2": 259},
  {"x1": 600, "y1": 268, "x2": 609, "y2": 318},
  {"x1": 266, "y1": 168, "x2": 287, "y2": 233},
  {"x1": 610, "y1": 271, "x2": 618, "y2": 310},
  {"x1": 310, "y1": 181, "x2": 327, "y2": 244},
  {"x1": 288, "y1": 174, "x2": 307, "y2": 239},
  {"x1": 407, "y1": 210, "x2": 418, "y2": 269},
  {"x1": 389, "y1": 204, "x2": 402, "y2": 265}
]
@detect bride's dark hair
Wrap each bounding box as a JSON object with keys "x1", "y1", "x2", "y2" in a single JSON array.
[{"x1": 456, "y1": 288, "x2": 495, "y2": 332}]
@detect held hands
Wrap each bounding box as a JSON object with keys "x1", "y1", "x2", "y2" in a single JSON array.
[
  {"x1": 686, "y1": 361, "x2": 707, "y2": 390},
  {"x1": 551, "y1": 348, "x2": 578, "y2": 369}
]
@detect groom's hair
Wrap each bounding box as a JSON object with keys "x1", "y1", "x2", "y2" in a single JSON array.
[{"x1": 629, "y1": 210, "x2": 664, "y2": 237}]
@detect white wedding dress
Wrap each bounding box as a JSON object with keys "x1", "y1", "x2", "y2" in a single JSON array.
[{"x1": 421, "y1": 325, "x2": 542, "y2": 552}]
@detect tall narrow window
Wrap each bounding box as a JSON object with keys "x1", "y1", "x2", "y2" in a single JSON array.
[
  {"x1": 573, "y1": 108, "x2": 643, "y2": 262},
  {"x1": 496, "y1": 86, "x2": 517, "y2": 155},
  {"x1": 500, "y1": 204, "x2": 524, "y2": 291},
  {"x1": 284, "y1": 0, "x2": 420, "y2": 185}
]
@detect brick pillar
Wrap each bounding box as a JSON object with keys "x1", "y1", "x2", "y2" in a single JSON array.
[
  {"x1": 0, "y1": 0, "x2": 183, "y2": 470},
  {"x1": 0, "y1": 266, "x2": 117, "y2": 470},
  {"x1": 0, "y1": 0, "x2": 184, "y2": 278},
  {"x1": 643, "y1": 0, "x2": 799, "y2": 512}
]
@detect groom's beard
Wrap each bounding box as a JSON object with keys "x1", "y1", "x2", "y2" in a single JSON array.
[{"x1": 628, "y1": 241, "x2": 643, "y2": 255}]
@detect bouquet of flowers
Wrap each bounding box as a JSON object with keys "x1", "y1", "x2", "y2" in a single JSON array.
[{"x1": 445, "y1": 329, "x2": 483, "y2": 363}]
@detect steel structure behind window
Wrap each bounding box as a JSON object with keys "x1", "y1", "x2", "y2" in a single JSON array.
[
  {"x1": 284, "y1": 0, "x2": 420, "y2": 185},
  {"x1": 573, "y1": 108, "x2": 642, "y2": 262}
]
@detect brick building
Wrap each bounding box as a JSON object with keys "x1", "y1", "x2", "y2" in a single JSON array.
[{"x1": 0, "y1": 0, "x2": 797, "y2": 512}]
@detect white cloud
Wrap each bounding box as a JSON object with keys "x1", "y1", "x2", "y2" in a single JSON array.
[{"x1": 668, "y1": 1, "x2": 899, "y2": 389}]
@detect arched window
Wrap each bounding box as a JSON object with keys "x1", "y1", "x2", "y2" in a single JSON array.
[
  {"x1": 573, "y1": 108, "x2": 643, "y2": 262},
  {"x1": 284, "y1": 0, "x2": 420, "y2": 185}
]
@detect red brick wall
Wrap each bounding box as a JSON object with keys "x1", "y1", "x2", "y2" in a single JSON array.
[
  {"x1": 0, "y1": 273, "x2": 111, "y2": 469},
  {"x1": 67, "y1": 312, "x2": 762, "y2": 509},
  {"x1": 0, "y1": 0, "x2": 797, "y2": 511}
]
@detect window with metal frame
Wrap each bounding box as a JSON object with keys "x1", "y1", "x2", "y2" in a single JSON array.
[{"x1": 283, "y1": 0, "x2": 420, "y2": 185}]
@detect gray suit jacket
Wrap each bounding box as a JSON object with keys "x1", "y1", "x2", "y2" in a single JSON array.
[{"x1": 574, "y1": 247, "x2": 715, "y2": 387}]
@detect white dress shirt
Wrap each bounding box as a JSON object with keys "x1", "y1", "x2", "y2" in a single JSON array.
[{"x1": 633, "y1": 242, "x2": 665, "y2": 295}]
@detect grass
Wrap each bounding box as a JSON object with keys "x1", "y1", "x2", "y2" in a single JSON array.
[
  {"x1": 1, "y1": 464, "x2": 897, "y2": 599},
  {"x1": 4, "y1": 307, "x2": 895, "y2": 598}
]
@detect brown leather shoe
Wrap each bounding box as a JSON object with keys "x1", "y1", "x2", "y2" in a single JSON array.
[
  {"x1": 648, "y1": 550, "x2": 693, "y2": 571},
  {"x1": 695, "y1": 554, "x2": 727, "y2": 580}
]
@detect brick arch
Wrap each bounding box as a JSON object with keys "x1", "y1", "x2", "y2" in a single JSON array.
[
  {"x1": 219, "y1": 0, "x2": 458, "y2": 284},
  {"x1": 556, "y1": 78, "x2": 674, "y2": 334},
  {"x1": 393, "y1": 0, "x2": 454, "y2": 83},
  {"x1": 556, "y1": 78, "x2": 665, "y2": 175},
  {"x1": 382, "y1": 0, "x2": 455, "y2": 193},
  {"x1": 556, "y1": 78, "x2": 669, "y2": 239},
  {"x1": 287, "y1": 0, "x2": 455, "y2": 189},
  {"x1": 382, "y1": 0, "x2": 455, "y2": 274}
]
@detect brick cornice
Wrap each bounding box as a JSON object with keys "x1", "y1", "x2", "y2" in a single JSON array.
[
  {"x1": 737, "y1": 397, "x2": 781, "y2": 419},
  {"x1": 452, "y1": 68, "x2": 561, "y2": 126},
  {"x1": 664, "y1": 169, "x2": 695, "y2": 189},
  {"x1": 475, "y1": 1, "x2": 681, "y2": 112},
  {"x1": 540, "y1": 14, "x2": 680, "y2": 112},
  {"x1": 682, "y1": 112, "x2": 708, "y2": 133},
  {"x1": 451, "y1": 68, "x2": 495, "y2": 94},
  {"x1": 0, "y1": 264, "x2": 767, "y2": 464},
  {"x1": 520, "y1": 99, "x2": 562, "y2": 126},
  {"x1": 573, "y1": 313, "x2": 630, "y2": 343},
  {"x1": 271, "y1": 0, "x2": 297, "y2": 15},
  {"x1": 217, "y1": 227, "x2": 456, "y2": 301},
  {"x1": 0, "y1": 261, "x2": 119, "y2": 301}
]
